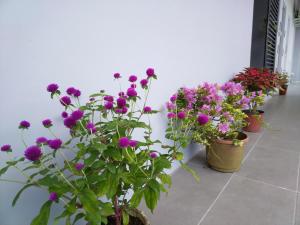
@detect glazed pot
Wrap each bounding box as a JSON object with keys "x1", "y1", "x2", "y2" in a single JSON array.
[
  {"x1": 279, "y1": 84, "x2": 288, "y2": 95},
  {"x1": 242, "y1": 110, "x2": 264, "y2": 133},
  {"x1": 103, "y1": 208, "x2": 150, "y2": 225},
  {"x1": 206, "y1": 132, "x2": 248, "y2": 173}
]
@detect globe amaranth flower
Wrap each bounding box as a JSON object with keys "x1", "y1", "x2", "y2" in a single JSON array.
[
  {"x1": 36, "y1": 137, "x2": 48, "y2": 145},
  {"x1": 86, "y1": 122, "x2": 96, "y2": 133},
  {"x1": 60, "y1": 96, "x2": 71, "y2": 106},
  {"x1": 166, "y1": 102, "x2": 175, "y2": 110},
  {"x1": 19, "y1": 120, "x2": 30, "y2": 129},
  {"x1": 104, "y1": 101, "x2": 114, "y2": 110},
  {"x1": 129, "y1": 75, "x2": 138, "y2": 82},
  {"x1": 48, "y1": 139, "x2": 63, "y2": 150},
  {"x1": 117, "y1": 98, "x2": 126, "y2": 108},
  {"x1": 122, "y1": 107, "x2": 128, "y2": 114},
  {"x1": 149, "y1": 151, "x2": 159, "y2": 159},
  {"x1": 144, "y1": 106, "x2": 152, "y2": 113},
  {"x1": 197, "y1": 114, "x2": 209, "y2": 125},
  {"x1": 104, "y1": 95, "x2": 114, "y2": 102},
  {"x1": 119, "y1": 137, "x2": 130, "y2": 148},
  {"x1": 1, "y1": 144, "x2": 12, "y2": 152},
  {"x1": 114, "y1": 73, "x2": 121, "y2": 79},
  {"x1": 42, "y1": 119, "x2": 53, "y2": 128},
  {"x1": 115, "y1": 108, "x2": 123, "y2": 114},
  {"x1": 170, "y1": 95, "x2": 177, "y2": 103},
  {"x1": 75, "y1": 162, "x2": 84, "y2": 171},
  {"x1": 70, "y1": 109, "x2": 84, "y2": 121},
  {"x1": 61, "y1": 111, "x2": 68, "y2": 118},
  {"x1": 49, "y1": 192, "x2": 58, "y2": 202},
  {"x1": 167, "y1": 112, "x2": 176, "y2": 119},
  {"x1": 131, "y1": 84, "x2": 137, "y2": 88},
  {"x1": 73, "y1": 89, "x2": 81, "y2": 97},
  {"x1": 24, "y1": 145, "x2": 42, "y2": 161},
  {"x1": 177, "y1": 111, "x2": 186, "y2": 119},
  {"x1": 64, "y1": 117, "x2": 76, "y2": 128},
  {"x1": 118, "y1": 91, "x2": 125, "y2": 97},
  {"x1": 127, "y1": 88, "x2": 137, "y2": 97},
  {"x1": 218, "y1": 123, "x2": 230, "y2": 134},
  {"x1": 66, "y1": 87, "x2": 76, "y2": 95},
  {"x1": 47, "y1": 83, "x2": 59, "y2": 93},
  {"x1": 146, "y1": 68, "x2": 155, "y2": 77},
  {"x1": 129, "y1": 140, "x2": 138, "y2": 148},
  {"x1": 140, "y1": 79, "x2": 148, "y2": 88}
]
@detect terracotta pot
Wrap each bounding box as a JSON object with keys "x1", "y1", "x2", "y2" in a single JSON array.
[
  {"x1": 103, "y1": 208, "x2": 150, "y2": 225},
  {"x1": 242, "y1": 110, "x2": 264, "y2": 133},
  {"x1": 206, "y1": 132, "x2": 248, "y2": 173},
  {"x1": 279, "y1": 85, "x2": 288, "y2": 95}
]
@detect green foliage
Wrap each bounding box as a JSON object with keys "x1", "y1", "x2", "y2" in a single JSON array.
[{"x1": 30, "y1": 201, "x2": 53, "y2": 225}]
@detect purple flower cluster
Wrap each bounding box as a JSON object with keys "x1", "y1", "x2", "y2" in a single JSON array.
[
  {"x1": 197, "y1": 114, "x2": 209, "y2": 125},
  {"x1": 36, "y1": 137, "x2": 48, "y2": 144},
  {"x1": 149, "y1": 151, "x2": 159, "y2": 159},
  {"x1": 66, "y1": 87, "x2": 81, "y2": 97},
  {"x1": 146, "y1": 68, "x2": 155, "y2": 77},
  {"x1": 75, "y1": 162, "x2": 84, "y2": 171},
  {"x1": 48, "y1": 139, "x2": 62, "y2": 150},
  {"x1": 127, "y1": 88, "x2": 137, "y2": 97},
  {"x1": 114, "y1": 73, "x2": 121, "y2": 79},
  {"x1": 42, "y1": 119, "x2": 53, "y2": 128},
  {"x1": 144, "y1": 106, "x2": 152, "y2": 113},
  {"x1": 24, "y1": 146, "x2": 42, "y2": 161},
  {"x1": 63, "y1": 109, "x2": 84, "y2": 129},
  {"x1": 177, "y1": 111, "x2": 186, "y2": 119},
  {"x1": 47, "y1": 83, "x2": 59, "y2": 93},
  {"x1": 49, "y1": 192, "x2": 58, "y2": 202},
  {"x1": 86, "y1": 122, "x2": 96, "y2": 134},
  {"x1": 218, "y1": 123, "x2": 230, "y2": 134},
  {"x1": 60, "y1": 96, "x2": 71, "y2": 106},
  {"x1": 221, "y1": 82, "x2": 244, "y2": 96},
  {"x1": 118, "y1": 137, "x2": 138, "y2": 148},
  {"x1": 140, "y1": 79, "x2": 148, "y2": 88},
  {"x1": 1, "y1": 144, "x2": 11, "y2": 152},
  {"x1": 19, "y1": 120, "x2": 30, "y2": 129},
  {"x1": 129, "y1": 75, "x2": 137, "y2": 82}
]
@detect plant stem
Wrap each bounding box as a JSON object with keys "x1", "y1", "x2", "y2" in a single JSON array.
[
  {"x1": 114, "y1": 196, "x2": 121, "y2": 225},
  {"x1": 0, "y1": 178, "x2": 27, "y2": 184}
]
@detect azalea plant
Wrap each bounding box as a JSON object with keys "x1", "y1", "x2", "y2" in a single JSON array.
[
  {"x1": 0, "y1": 68, "x2": 177, "y2": 225},
  {"x1": 232, "y1": 67, "x2": 278, "y2": 94},
  {"x1": 165, "y1": 82, "x2": 247, "y2": 147}
]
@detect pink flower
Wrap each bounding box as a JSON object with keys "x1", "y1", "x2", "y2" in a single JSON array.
[
  {"x1": 119, "y1": 137, "x2": 130, "y2": 148},
  {"x1": 218, "y1": 123, "x2": 230, "y2": 134},
  {"x1": 177, "y1": 111, "x2": 186, "y2": 119},
  {"x1": 197, "y1": 114, "x2": 209, "y2": 125},
  {"x1": 167, "y1": 112, "x2": 176, "y2": 119},
  {"x1": 149, "y1": 152, "x2": 159, "y2": 159},
  {"x1": 166, "y1": 102, "x2": 175, "y2": 110},
  {"x1": 144, "y1": 106, "x2": 152, "y2": 113},
  {"x1": 129, "y1": 140, "x2": 138, "y2": 147}
]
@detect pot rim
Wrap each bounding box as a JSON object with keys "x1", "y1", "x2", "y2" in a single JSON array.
[
  {"x1": 215, "y1": 132, "x2": 249, "y2": 145},
  {"x1": 242, "y1": 109, "x2": 264, "y2": 115}
]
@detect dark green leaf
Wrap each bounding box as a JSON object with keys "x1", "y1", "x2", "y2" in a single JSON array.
[
  {"x1": 30, "y1": 201, "x2": 52, "y2": 225},
  {"x1": 12, "y1": 183, "x2": 35, "y2": 206}
]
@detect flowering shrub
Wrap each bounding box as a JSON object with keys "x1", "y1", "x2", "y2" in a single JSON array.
[
  {"x1": 0, "y1": 68, "x2": 176, "y2": 225},
  {"x1": 165, "y1": 82, "x2": 247, "y2": 148},
  {"x1": 275, "y1": 71, "x2": 289, "y2": 85},
  {"x1": 232, "y1": 67, "x2": 278, "y2": 93}
]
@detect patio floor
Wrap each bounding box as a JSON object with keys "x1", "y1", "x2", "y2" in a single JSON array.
[{"x1": 141, "y1": 84, "x2": 300, "y2": 225}]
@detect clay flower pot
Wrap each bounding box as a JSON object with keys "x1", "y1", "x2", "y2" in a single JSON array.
[
  {"x1": 102, "y1": 208, "x2": 150, "y2": 225},
  {"x1": 206, "y1": 132, "x2": 249, "y2": 173},
  {"x1": 279, "y1": 84, "x2": 288, "y2": 95},
  {"x1": 242, "y1": 110, "x2": 264, "y2": 133}
]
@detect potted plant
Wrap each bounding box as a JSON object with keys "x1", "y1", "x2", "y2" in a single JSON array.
[
  {"x1": 0, "y1": 68, "x2": 179, "y2": 225},
  {"x1": 232, "y1": 67, "x2": 277, "y2": 132},
  {"x1": 165, "y1": 82, "x2": 248, "y2": 173},
  {"x1": 276, "y1": 71, "x2": 289, "y2": 95}
]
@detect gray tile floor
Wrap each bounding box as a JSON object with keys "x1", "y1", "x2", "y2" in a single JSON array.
[{"x1": 141, "y1": 84, "x2": 300, "y2": 225}]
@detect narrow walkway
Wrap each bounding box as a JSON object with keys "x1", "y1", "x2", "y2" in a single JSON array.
[{"x1": 141, "y1": 84, "x2": 300, "y2": 225}]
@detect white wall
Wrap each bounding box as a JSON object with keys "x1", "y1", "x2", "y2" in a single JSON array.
[
  {"x1": 0, "y1": 0, "x2": 254, "y2": 224},
  {"x1": 293, "y1": 27, "x2": 300, "y2": 80}
]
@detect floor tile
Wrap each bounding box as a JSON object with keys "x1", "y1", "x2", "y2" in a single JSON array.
[
  {"x1": 238, "y1": 145, "x2": 299, "y2": 190},
  {"x1": 200, "y1": 175, "x2": 295, "y2": 225},
  {"x1": 296, "y1": 195, "x2": 300, "y2": 225}
]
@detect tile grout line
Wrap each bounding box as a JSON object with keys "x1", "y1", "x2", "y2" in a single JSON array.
[
  {"x1": 197, "y1": 130, "x2": 265, "y2": 225},
  {"x1": 292, "y1": 153, "x2": 300, "y2": 225}
]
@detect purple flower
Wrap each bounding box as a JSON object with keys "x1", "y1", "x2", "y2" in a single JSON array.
[
  {"x1": 197, "y1": 114, "x2": 209, "y2": 125},
  {"x1": 127, "y1": 88, "x2": 137, "y2": 97},
  {"x1": 48, "y1": 139, "x2": 63, "y2": 150},
  {"x1": 149, "y1": 152, "x2": 159, "y2": 159},
  {"x1": 119, "y1": 137, "x2": 130, "y2": 148},
  {"x1": 64, "y1": 117, "x2": 76, "y2": 128},
  {"x1": 60, "y1": 96, "x2": 71, "y2": 106},
  {"x1": 129, "y1": 75, "x2": 137, "y2": 82},
  {"x1": 66, "y1": 87, "x2": 76, "y2": 95},
  {"x1": 75, "y1": 162, "x2": 84, "y2": 171},
  {"x1": 36, "y1": 137, "x2": 48, "y2": 144},
  {"x1": 118, "y1": 92, "x2": 125, "y2": 97},
  {"x1": 167, "y1": 112, "x2": 176, "y2": 119},
  {"x1": 218, "y1": 123, "x2": 230, "y2": 134},
  {"x1": 104, "y1": 101, "x2": 114, "y2": 110},
  {"x1": 19, "y1": 120, "x2": 30, "y2": 129},
  {"x1": 42, "y1": 119, "x2": 53, "y2": 128},
  {"x1": 49, "y1": 192, "x2": 58, "y2": 202},
  {"x1": 131, "y1": 84, "x2": 137, "y2": 88},
  {"x1": 170, "y1": 95, "x2": 177, "y2": 103},
  {"x1": 166, "y1": 102, "x2": 175, "y2": 110},
  {"x1": 61, "y1": 111, "x2": 68, "y2": 118},
  {"x1": 70, "y1": 110, "x2": 84, "y2": 121},
  {"x1": 115, "y1": 108, "x2": 123, "y2": 114},
  {"x1": 1, "y1": 144, "x2": 11, "y2": 152},
  {"x1": 140, "y1": 79, "x2": 148, "y2": 88},
  {"x1": 215, "y1": 105, "x2": 222, "y2": 113},
  {"x1": 122, "y1": 107, "x2": 128, "y2": 114},
  {"x1": 73, "y1": 89, "x2": 81, "y2": 97},
  {"x1": 24, "y1": 146, "x2": 42, "y2": 161},
  {"x1": 89, "y1": 97, "x2": 95, "y2": 101},
  {"x1": 104, "y1": 95, "x2": 114, "y2": 102},
  {"x1": 117, "y1": 98, "x2": 126, "y2": 108},
  {"x1": 47, "y1": 83, "x2": 59, "y2": 93},
  {"x1": 177, "y1": 111, "x2": 186, "y2": 119},
  {"x1": 144, "y1": 106, "x2": 152, "y2": 113},
  {"x1": 86, "y1": 122, "x2": 96, "y2": 133},
  {"x1": 146, "y1": 68, "x2": 155, "y2": 77},
  {"x1": 201, "y1": 104, "x2": 211, "y2": 111},
  {"x1": 129, "y1": 140, "x2": 138, "y2": 148},
  {"x1": 114, "y1": 73, "x2": 121, "y2": 79}
]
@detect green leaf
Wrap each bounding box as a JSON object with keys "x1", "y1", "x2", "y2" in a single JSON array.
[
  {"x1": 12, "y1": 183, "x2": 35, "y2": 206},
  {"x1": 130, "y1": 190, "x2": 143, "y2": 208},
  {"x1": 122, "y1": 211, "x2": 130, "y2": 225},
  {"x1": 0, "y1": 165, "x2": 10, "y2": 177},
  {"x1": 30, "y1": 201, "x2": 52, "y2": 225},
  {"x1": 144, "y1": 187, "x2": 158, "y2": 213},
  {"x1": 180, "y1": 161, "x2": 200, "y2": 182},
  {"x1": 72, "y1": 213, "x2": 85, "y2": 225},
  {"x1": 159, "y1": 174, "x2": 172, "y2": 188}
]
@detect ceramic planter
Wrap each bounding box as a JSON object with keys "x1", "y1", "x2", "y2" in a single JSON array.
[
  {"x1": 242, "y1": 110, "x2": 264, "y2": 133},
  {"x1": 206, "y1": 132, "x2": 248, "y2": 173},
  {"x1": 279, "y1": 84, "x2": 288, "y2": 95},
  {"x1": 103, "y1": 208, "x2": 150, "y2": 225}
]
